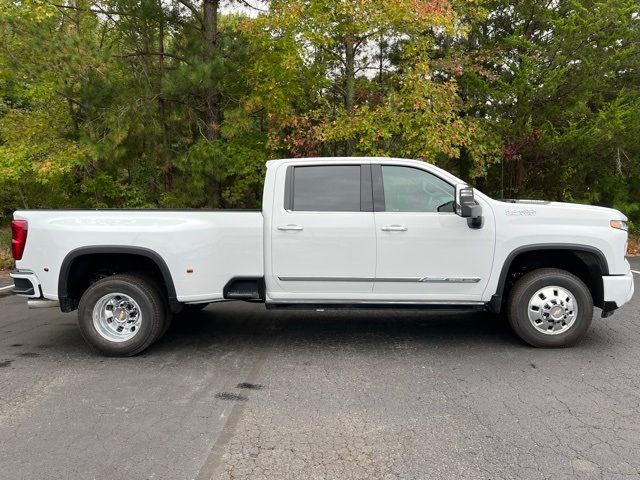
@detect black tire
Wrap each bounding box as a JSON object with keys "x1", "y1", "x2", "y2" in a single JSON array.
[
  {"x1": 133, "y1": 273, "x2": 173, "y2": 339},
  {"x1": 77, "y1": 274, "x2": 167, "y2": 356},
  {"x1": 507, "y1": 268, "x2": 593, "y2": 348}
]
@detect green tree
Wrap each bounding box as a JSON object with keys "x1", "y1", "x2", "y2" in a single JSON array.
[
  {"x1": 0, "y1": 0, "x2": 638, "y2": 231},
  {"x1": 457, "y1": 0, "x2": 640, "y2": 210},
  {"x1": 251, "y1": 0, "x2": 500, "y2": 176}
]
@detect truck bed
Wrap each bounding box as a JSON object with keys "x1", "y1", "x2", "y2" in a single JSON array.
[{"x1": 13, "y1": 210, "x2": 264, "y2": 303}]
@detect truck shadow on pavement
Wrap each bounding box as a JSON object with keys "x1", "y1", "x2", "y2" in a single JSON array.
[
  {"x1": 4, "y1": 300, "x2": 621, "y2": 358},
  {"x1": 150, "y1": 302, "x2": 599, "y2": 355}
]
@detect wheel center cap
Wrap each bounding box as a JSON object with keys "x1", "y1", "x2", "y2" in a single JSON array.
[
  {"x1": 114, "y1": 308, "x2": 128, "y2": 323},
  {"x1": 550, "y1": 305, "x2": 564, "y2": 320}
]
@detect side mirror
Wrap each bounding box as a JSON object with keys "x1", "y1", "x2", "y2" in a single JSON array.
[{"x1": 455, "y1": 184, "x2": 483, "y2": 228}]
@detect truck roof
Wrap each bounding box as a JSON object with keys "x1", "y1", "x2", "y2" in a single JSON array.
[
  {"x1": 265, "y1": 157, "x2": 465, "y2": 187},
  {"x1": 266, "y1": 156, "x2": 428, "y2": 168}
]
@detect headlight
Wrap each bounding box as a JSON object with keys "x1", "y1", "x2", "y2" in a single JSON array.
[{"x1": 610, "y1": 219, "x2": 628, "y2": 231}]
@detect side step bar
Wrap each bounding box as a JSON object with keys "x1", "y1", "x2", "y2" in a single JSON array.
[
  {"x1": 223, "y1": 277, "x2": 265, "y2": 301},
  {"x1": 266, "y1": 302, "x2": 486, "y2": 311}
]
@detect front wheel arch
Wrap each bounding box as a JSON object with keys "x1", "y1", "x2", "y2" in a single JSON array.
[{"x1": 489, "y1": 245, "x2": 608, "y2": 314}]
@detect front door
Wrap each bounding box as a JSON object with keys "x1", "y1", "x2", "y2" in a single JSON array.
[
  {"x1": 372, "y1": 164, "x2": 495, "y2": 302},
  {"x1": 270, "y1": 163, "x2": 377, "y2": 301}
]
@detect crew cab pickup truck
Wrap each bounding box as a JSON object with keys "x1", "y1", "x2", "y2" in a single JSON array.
[{"x1": 10, "y1": 157, "x2": 634, "y2": 356}]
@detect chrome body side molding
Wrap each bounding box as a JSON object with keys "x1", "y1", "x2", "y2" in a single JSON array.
[{"x1": 278, "y1": 276, "x2": 481, "y2": 283}]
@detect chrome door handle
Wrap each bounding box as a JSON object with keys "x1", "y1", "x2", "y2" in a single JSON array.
[
  {"x1": 381, "y1": 225, "x2": 408, "y2": 232},
  {"x1": 278, "y1": 224, "x2": 304, "y2": 231}
]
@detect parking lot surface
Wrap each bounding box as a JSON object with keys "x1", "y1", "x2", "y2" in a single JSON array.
[{"x1": 1, "y1": 261, "x2": 639, "y2": 480}]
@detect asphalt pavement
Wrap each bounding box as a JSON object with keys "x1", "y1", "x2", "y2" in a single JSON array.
[{"x1": 1, "y1": 261, "x2": 639, "y2": 480}]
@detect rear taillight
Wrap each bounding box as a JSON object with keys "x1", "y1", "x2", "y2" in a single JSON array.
[{"x1": 11, "y1": 219, "x2": 28, "y2": 260}]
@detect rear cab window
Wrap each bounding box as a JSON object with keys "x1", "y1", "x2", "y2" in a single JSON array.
[{"x1": 285, "y1": 165, "x2": 372, "y2": 212}]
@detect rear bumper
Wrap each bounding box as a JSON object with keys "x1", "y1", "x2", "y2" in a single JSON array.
[
  {"x1": 9, "y1": 270, "x2": 60, "y2": 308},
  {"x1": 602, "y1": 270, "x2": 634, "y2": 313},
  {"x1": 9, "y1": 270, "x2": 41, "y2": 297}
]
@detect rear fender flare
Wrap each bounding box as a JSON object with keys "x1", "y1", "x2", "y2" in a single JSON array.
[{"x1": 58, "y1": 246, "x2": 179, "y2": 312}]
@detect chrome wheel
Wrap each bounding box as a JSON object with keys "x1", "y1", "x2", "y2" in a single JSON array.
[
  {"x1": 92, "y1": 293, "x2": 142, "y2": 342},
  {"x1": 527, "y1": 286, "x2": 578, "y2": 335}
]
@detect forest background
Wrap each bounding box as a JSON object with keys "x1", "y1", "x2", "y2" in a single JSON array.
[{"x1": 1, "y1": 0, "x2": 639, "y2": 266}]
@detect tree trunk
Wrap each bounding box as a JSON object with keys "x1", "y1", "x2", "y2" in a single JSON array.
[
  {"x1": 203, "y1": 0, "x2": 222, "y2": 142},
  {"x1": 378, "y1": 36, "x2": 384, "y2": 84},
  {"x1": 514, "y1": 157, "x2": 525, "y2": 192},
  {"x1": 17, "y1": 185, "x2": 29, "y2": 210},
  {"x1": 201, "y1": 0, "x2": 222, "y2": 207},
  {"x1": 344, "y1": 33, "x2": 356, "y2": 156},
  {"x1": 158, "y1": 8, "x2": 172, "y2": 192},
  {"x1": 458, "y1": 146, "x2": 471, "y2": 182}
]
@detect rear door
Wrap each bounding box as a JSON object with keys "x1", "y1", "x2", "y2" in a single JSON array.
[
  {"x1": 372, "y1": 163, "x2": 495, "y2": 302},
  {"x1": 269, "y1": 162, "x2": 376, "y2": 300}
]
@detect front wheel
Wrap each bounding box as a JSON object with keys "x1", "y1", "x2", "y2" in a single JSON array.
[
  {"x1": 77, "y1": 274, "x2": 167, "y2": 356},
  {"x1": 507, "y1": 268, "x2": 593, "y2": 348}
]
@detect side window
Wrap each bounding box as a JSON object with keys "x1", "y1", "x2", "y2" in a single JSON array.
[
  {"x1": 381, "y1": 166, "x2": 455, "y2": 213},
  {"x1": 292, "y1": 165, "x2": 361, "y2": 212}
]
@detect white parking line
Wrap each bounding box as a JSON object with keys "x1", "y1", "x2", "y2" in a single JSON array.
[
  {"x1": 631, "y1": 270, "x2": 640, "y2": 275},
  {"x1": 0, "y1": 285, "x2": 14, "y2": 292}
]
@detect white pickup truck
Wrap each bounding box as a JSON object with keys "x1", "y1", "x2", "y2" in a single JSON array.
[{"x1": 10, "y1": 157, "x2": 634, "y2": 356}]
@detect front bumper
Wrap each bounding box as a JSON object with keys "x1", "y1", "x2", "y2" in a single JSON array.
[{"x1": 602, "y1": 270, "x2": 634, "y2": 314}]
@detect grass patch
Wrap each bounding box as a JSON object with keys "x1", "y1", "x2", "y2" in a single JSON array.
[{"x1": 0, "y1": 226, "x2": 13, "y2": 271}]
